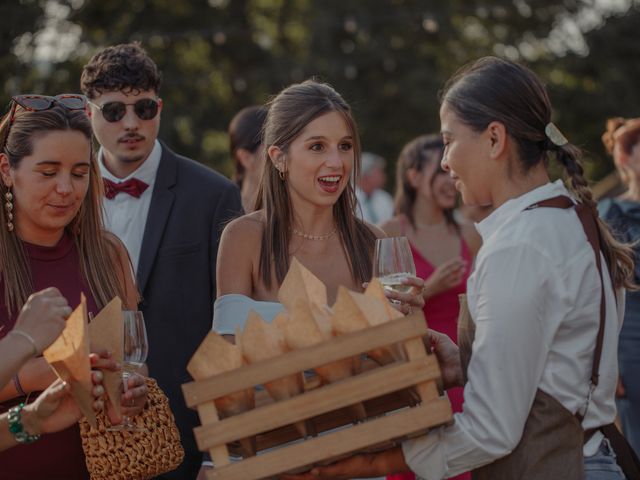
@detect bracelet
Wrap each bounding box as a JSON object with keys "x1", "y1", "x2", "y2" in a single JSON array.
[
  {"x1": 7, "y1": 403, "x2": 40, "y2": 444},
  {"x1": 12, "y1": 373, "x2": 27, "y2": 397},
  {"x1": 8, "y1": 329, "x2": 39, "y2": 357}
]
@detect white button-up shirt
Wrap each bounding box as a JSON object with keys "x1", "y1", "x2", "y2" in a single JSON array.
[
  {"x1": 100, "y1": 140, "x2": 162, "y2": 274},
  {"x1": 402, "y1": 180, "x2": 624, "y2": 479}
]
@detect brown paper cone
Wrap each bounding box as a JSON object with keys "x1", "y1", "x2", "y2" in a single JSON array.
[
  {"x1": 88, "y1": 296, "x2": 123, "y2": 418},
  {"x1": 188, "y1": 331, "x2": 255, "y2": 417},
  {"x1": 365, "y1": 278, "x2": 404, "y2": 320},
  {"x1": 43, "y1": 294, "x2": 96, "y2": 427},
  {"x1": 278, "y1": 257, "x2": 327, "y2": 312},
  {"x1": 189, "y1": 330, "x2": 256, "y2": 455},
  {"x1": 239, "y1": 311, "x2": 306, "y2": 436}
]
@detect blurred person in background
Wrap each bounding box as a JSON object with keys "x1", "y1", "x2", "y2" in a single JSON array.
[
  {"x1": 229, "y1": 105, "x2": 268, "y2": 213},
  {"x1": 356, "y1": 152, "x2": 394, "y2": 225},
  {"x1": 381, "y1": 134, "x2": 481, "y2": 480},
  {"x1": 599, "y1": 116, "x2": 640, "y2": 456}
]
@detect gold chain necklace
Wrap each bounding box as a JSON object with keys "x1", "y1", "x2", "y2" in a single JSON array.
[{"x1": 292, "y1": 227, "x2": 337, "y2": 241}]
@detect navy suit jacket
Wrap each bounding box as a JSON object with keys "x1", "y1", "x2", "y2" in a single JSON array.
[{"x1": 137, "y1": 143, "x2": 242, "y2": 479}]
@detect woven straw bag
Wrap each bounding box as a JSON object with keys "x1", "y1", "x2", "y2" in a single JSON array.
[{"x1": 80, "y1": 377, "x2": 185, "y2": 480}]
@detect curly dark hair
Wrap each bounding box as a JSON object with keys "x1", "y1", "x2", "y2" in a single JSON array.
[{"x1": 80, "y1": 42, "x2": 162, "y2": 99}]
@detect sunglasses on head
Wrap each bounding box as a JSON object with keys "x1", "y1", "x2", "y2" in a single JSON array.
[
  {"x1": 2, "y1": 94, "x2": 88, "y2": 149},
  {"x1": 88, "y1": 98, "x2": 161, "y2": 123}
]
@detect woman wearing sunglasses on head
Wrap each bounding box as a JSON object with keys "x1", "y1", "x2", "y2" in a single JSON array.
[
  {"x1": 284, "y1": 58, "x2": 638, "y2": 480},
  {"x1": 0, "y1": 94, "x2": 143, "y2": 479}
]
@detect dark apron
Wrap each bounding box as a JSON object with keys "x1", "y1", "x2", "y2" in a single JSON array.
[
  {"x1": 455, "y1": 197, "x2": 640, "y2": 480},
  {"x1": 458, "y1": 294, "x2": 584, "y2": 480}
]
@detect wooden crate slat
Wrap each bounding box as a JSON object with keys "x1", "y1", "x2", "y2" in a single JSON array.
[
  {"x1": 206, "y1": 397, "x2": 451, "y2": 480},
  {"x1": 183, "y1": 313, "x2": 428, "y2": 407},
  {"x1": 252, "y1": 388, "x2": 418, "y2": 451},
  {"x1": 194, "y1": 356, "x2": 440, "y2": 450}
]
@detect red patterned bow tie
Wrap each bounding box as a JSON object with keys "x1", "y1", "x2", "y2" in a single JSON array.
[{"x1": 103, "y1": 178, "x2": 149, "y2": 200}]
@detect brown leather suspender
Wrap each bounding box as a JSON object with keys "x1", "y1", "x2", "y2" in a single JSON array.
[{"x1": 524, "y1": 196, "x2": 606, "y2": 420}]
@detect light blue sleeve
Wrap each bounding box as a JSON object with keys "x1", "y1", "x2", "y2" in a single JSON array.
[{"x1": 212, "y1": 294, "x2": 284, "y2": 335}]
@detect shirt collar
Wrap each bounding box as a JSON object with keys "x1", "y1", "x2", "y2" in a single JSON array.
[
  {"x1": 99, "y1": 140, "x2": 162, "y2": 185},
  {"x1": 475, "y1": 179, "x2": 570, "y2": 241}
]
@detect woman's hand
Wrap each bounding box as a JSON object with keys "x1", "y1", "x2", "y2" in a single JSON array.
[
  {"x1": 422, "y1": 257, "x2": 466, "y2": 300},
  {"x1": 384, "y1": 275, "x2": 425, "y2": 315},
  {"x1": 21, "y1": 374, "x2": 105, "y2": 436},
  {"x1": 427, "y1": 329, "x2": 463, "y2": 390},
  {"x1": 13, "y1": 287, "x2": 71, "y2": 355},
  {"x1": 120, "y1": 372, "x2": 148, "y2": 418}
]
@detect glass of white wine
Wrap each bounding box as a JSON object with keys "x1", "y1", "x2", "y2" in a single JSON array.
[
  {"x1": 373, "y1": 236, "x2": 417, "y2": 300},
  {"x1": 109, "y1": 310, "x2": 148, "y2": 432}
]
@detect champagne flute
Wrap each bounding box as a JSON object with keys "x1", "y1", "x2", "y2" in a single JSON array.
[
  {"x1": 109, "y1": 310, "x2": 148, "y2": 431},
  {"x1": 373, "y1": 236, "x2": 417, "y2": 299}
]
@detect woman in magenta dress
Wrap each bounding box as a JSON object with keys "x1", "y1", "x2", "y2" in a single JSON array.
[{"x1": 381, "y1": 134, "x2": 481, "y2": 480}]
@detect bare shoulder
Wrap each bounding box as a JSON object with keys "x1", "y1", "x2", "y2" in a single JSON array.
[
  {"x1": 460, "y1": 222, "x2": 482, "y2": 256},
  {"x1": 378, "y1": 215, "x2": 404, "y2": 237},
  {"x1": 217, "y1": 211, "x2": 264, "y2": 296},
  {"x1": 221, "y1": 211, "x2": 265, "y2": 244}
]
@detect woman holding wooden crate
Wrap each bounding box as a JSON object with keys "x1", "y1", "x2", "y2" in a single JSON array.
[
  {"x1": 214, "y1": 79, "x2": 425, "y2": 329},
  {"x1": 284, "y1": 57, "x2": 638, "y2": 479}
]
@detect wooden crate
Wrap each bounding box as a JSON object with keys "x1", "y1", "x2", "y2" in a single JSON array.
[{"x1": 181, "y1": 311, "x2": 452, "y2": 480}]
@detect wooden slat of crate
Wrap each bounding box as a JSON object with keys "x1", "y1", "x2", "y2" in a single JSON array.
[
  {"x1": 195, "y1": 356, "x2": 440, "y2": 451},
  {"x1": 206, "y1": 397, "x2": 451, "y2": 480},
  {"x1": 182, "y1": 313, "x2": 428, "y2": 408},
  {"x1": 251, "y1": 388, "x2": 418, "y2": 452}
]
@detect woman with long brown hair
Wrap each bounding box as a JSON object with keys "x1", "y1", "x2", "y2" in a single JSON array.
[
  {"x1": 214, "y1": 80, "x2": 424, "y2": 338},
  {"x1": 0, "y1": 95, "x2": 145, "y2": 479},
  {"x1": 285, "y1": 57, "x2": 635, "y2": 480}
]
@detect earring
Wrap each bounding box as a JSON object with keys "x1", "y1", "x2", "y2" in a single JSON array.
[
  {"x1": 278, "y1": 168, "x2": 286, "y2": 181},
  {"x1": 4, "y1": 190, "x2": 14, "y2": 232}
]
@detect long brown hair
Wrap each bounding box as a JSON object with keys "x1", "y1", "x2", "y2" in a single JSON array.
[
  {"x1": 441, "y1": 56, "x2": 634, "y2": 290},
  {"x1": 395, "y1": 134, "x2": 459, "y2": 233},
  {"x1": 0, "y1": 103, "x2": 128, "y2": 314},
  {"x1": 255, "y1": 79, "x2": 376, "y2": 288}
]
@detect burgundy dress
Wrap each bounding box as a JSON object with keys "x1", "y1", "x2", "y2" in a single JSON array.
[
  {"x1": 387, "y1": 232, "x2": 472, "y2": 480},
  {"x1": 0, "y1": 231, "x2": 98, "y2": 480}
]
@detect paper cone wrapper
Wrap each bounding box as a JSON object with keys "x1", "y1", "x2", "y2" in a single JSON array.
[
  {"x1": 188, "y1": 331, "x2": 254, "y2": 417},
  {"x1": 240, "y1": 311, "x2": 304, "y2": 401},
  {"x1": 278, "y1": 257, "x2": 327, "y2": 312},
  {"x1": 43, "y1": 294, "x2": 96, "y2": 427},
  {"x1": 365, "y1": 278, "x2": 404, "y2": 320},
  {"x1": 283, "y1": 297, "x2": 356, "y2": 384},
  {"x1": 88, "y1": 296, "x2": 123, "y2": 418}
]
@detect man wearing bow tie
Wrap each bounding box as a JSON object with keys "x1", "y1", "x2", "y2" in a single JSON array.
[{"x1": 81, "y1": 42, "x2": 243, "y2": 479}]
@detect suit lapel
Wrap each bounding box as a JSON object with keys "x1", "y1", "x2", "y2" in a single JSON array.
[{"x1": 137, "y1": 144, "x2": 177, "y2": 293}]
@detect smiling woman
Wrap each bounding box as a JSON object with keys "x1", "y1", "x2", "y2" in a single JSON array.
[
  {"x1": 0, "y1": 97, "x2": 143, "y2": 479},
  {"x1": 214, "y1": 80, "x2": 427, "y2": 311}
]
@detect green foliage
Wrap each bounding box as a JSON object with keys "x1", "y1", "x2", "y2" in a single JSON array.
[{"x1": 1, "y1": 0, "x2": 638, "y2": 187}]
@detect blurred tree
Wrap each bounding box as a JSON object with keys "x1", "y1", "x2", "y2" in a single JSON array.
[{"x1": 1, "y1": 0, "x2": 638, "y2": 185}]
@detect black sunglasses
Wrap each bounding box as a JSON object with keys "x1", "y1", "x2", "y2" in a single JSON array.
[
  {"x1": 88, "y1": 98, "x2": 161, "y2": 123},
  {"x1": 1, "y1": 94, "x2": 88, "y2": 149}
]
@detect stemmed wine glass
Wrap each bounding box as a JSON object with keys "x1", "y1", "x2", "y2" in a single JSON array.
[
  {"x1": 373, "y1": 237, "x2": 417, "y2": 302},
  {"x1": 109, "y1": 310, "x2": 148, "y2": 431}
]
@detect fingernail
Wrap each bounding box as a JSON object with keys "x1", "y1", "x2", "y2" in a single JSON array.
[
  {"x1": 94, "y1": 370, "x2": 103, "y2": 381},
  {"x1": 95, "y1": 385, "x2": 104, "y2": 395}
]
